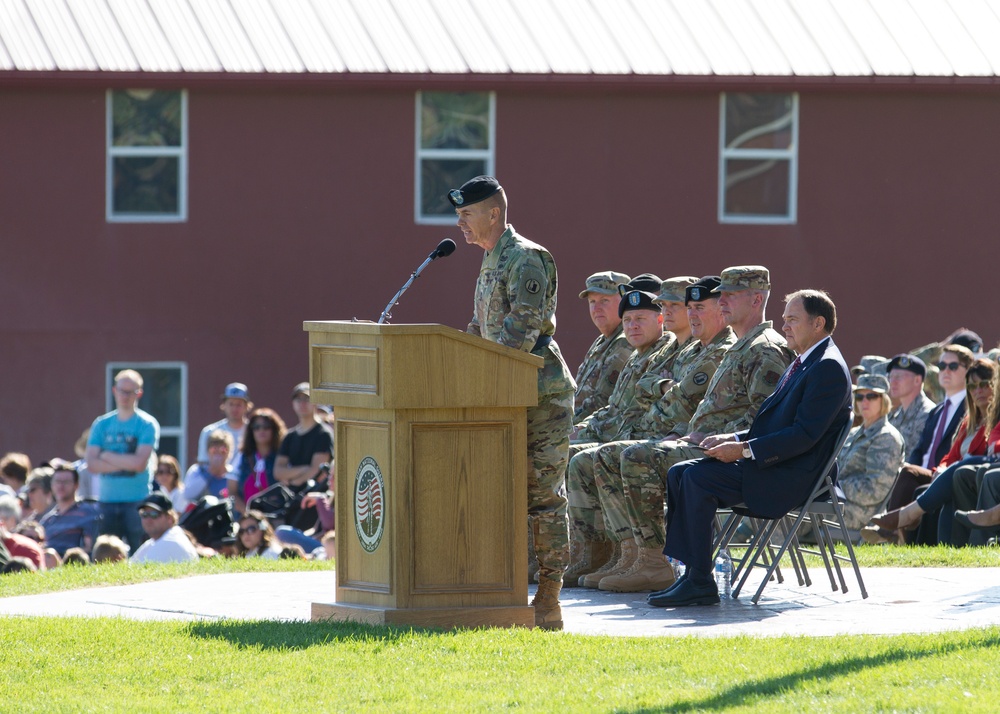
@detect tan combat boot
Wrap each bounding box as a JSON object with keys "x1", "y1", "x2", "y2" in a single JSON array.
[
  {"x1": 598, "y1": 545, "x2": 677, "y2": 593},
  {"x1": 527, "y1": 521, "x2": 540, "y2": 583},
  {"x1": 531, "y1": 578, "x2": 563, "y2": 630},
  {"x1": 581, "y1": 538, "x2": 637, "y2": 588},
  {"x1": 577, "y1": 540, "x2": 620, "y2": 587},
  {"x1": 562, "y1": 539, "x2": 614, "y2": 588}
]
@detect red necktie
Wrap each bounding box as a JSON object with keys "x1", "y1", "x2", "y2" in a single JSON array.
[{"x1": 776, "y1": 356, "x2": 801, "y2": 392}]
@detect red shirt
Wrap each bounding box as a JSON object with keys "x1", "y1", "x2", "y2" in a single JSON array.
[
  {"x1": 938, "y1": 419, "x2": 1000, "y2": 470},
  {"x1": 3, "y1": 532, "x2": 45, "y2": 570}
]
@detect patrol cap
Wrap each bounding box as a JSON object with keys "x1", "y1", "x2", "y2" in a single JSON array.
[
  {"x1": 686, "y1": 276, "x2": 722, "y2": 304},
  {"x1": 854, "y1": 374, "x2": 889, "y2": 394},
  {"x1": 713, "y1": 265, "x2": 771, "y2": 292},
  {"x1": 617, "y1": 273, "x2": 663, "y2": 297},
  {"x1": 618, "y1": 290, "x2": 660, "y2": 318},
  {"x1": 851, "y1": 355, "x2": 889, "y2": 378},
  {"x1": 887, "y1": 353, "x2": 926, "y2": 379},
  {"x1": 579, "y1": 271, "x2": 631, "y2": 299},
  {"x1": 654, "y1": 276, "x2": 699, "y2": 304},
  {"x1": 447, "y1": 175, "x2": 502, "y2": 208}
]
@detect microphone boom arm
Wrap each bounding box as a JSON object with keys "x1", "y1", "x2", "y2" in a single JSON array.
[{"x1": 377, "y1": 255, "x2": 436, "y2": 324}]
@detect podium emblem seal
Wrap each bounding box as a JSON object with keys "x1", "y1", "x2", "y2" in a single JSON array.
[{"x1": 354, "y1": 456, "x2": 385, "y2": 553}]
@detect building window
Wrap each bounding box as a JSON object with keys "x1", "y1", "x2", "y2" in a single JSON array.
[
  {"x1": 415, "y1": 91, "x2": 495, "y2": 224},
  {"x1": 107, "y1": 89, "x2": 187, "y2": 222},
  {"x1": 718, "y1": 93, "x2": 798, "y2": 224},
  {"x1": 106, "y1": 362, "x2": 188, "y2": 473}
]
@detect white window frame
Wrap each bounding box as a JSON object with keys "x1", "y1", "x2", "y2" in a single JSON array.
[
  {"x1": 106, "y1": 89, "x2": 188, "y2": 223},
  {"x1": 718, "y1": 92, "x2": 798, "y2": 225},
  {"x1": 414, "y1": 91, "x2": 496, "y2": 225},
  {"x1": 106, "y1": 361, "x2": 188, "y2": 474}
]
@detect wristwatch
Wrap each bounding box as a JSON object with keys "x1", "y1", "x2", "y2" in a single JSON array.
[{"x1": 741, "y1": 442, "x2": 753, "y2": 460}]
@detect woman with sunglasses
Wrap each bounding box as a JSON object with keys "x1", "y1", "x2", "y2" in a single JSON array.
[
  {"x1": 833, "y1": 374, "x2": 905, "y2": 532},
  {"x1": 865, "y1": 359, "x2": 1000, "y2": 544},
  {"x1": 154, "y1": 455, "x2": 187, "y2": 513},
  {"x1": 235, "y1": 510, "x2": 280, "y2": 559},
  {"x1": 228, "y1": 408, "x2": 287, "y2": 517}
]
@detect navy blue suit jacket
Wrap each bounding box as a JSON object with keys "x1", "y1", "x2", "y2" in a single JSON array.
[
  {"x1": 736, "y1": 336, "x2": 852, "y2": 518},
  {"x1": 907, "y1": 397, "x2": 966, "y2": 467}
]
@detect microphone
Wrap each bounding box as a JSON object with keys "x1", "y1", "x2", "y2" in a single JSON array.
[{"x1": 378, "y1": 239, "x2": 457, "y2": 324}]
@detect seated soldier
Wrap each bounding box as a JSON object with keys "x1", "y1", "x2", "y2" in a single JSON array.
[{"x1": 574, "y1": 271, "x2": 632, "y2": 423}]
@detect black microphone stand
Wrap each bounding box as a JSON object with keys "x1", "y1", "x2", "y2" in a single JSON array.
[{"x1": 377, "y1": 240, "x2": 456, "y2": 324}]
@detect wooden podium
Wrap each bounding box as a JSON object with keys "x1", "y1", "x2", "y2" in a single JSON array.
[{"x1": 304, "y1": 321, "x2": 542, "y2": 629}]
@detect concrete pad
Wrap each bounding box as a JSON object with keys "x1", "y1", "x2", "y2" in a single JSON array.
[{"x1": 0, "y1": 568, "x2": 998, "y2": 637}]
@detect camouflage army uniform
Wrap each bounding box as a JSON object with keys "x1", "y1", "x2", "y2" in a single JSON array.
[
  {"x1": 468, "y1": 225, "x2": 575, "y2": 584},
  {"x1": 889, "y1": 391, "x2": 936, "y2": 458},
  {"x1": 618, "y1": 320, "x2": 794, "y2": 548},
  {"x1": 573, "y1": 324, "x2": 631, "y2": 422},
  {"x1": 837, "y1": 416, "x2": 905, "y2": 530},
  {"x1": 911, "y1": 342, "x2": 945, "y2": 404}
]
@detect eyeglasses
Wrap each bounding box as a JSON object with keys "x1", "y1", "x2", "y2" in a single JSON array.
[
  {"x1": 251, "y1": 423, "x2": 273, "y2": 431},
  {"x1": 854, "y1": 392, "x2": 881, "y2": 402},
  {"x1": 139, "y1": 509, "x2": 163, "y2": 519},
  {"x1": 115, "y1": 387, "x2": 139, "y2": 396},
  {"x1": 937, "y1": 361, "x2": 962, "y2": 372},
  {"x1": 967, "y1": 381, "x2": 992, "y2": 391},
  {"x1": 239, "y1": 524, "x2": 260, "y2": 535},
  {"x1": 155, "y1": 468, "x2": 175, "y2": 476}
]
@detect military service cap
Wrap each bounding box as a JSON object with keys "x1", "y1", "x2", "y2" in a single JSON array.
[
  {"x1": 887, "y1": 353, "x2": 926, "y2": 379},
  {"x1": 654, "y1": 276, "x2": 699, "y2": 304},
  {"x1": 855, "y1": 374, "x2": 890, "y2": 394},
  {"x1": 618, "y1": 290, "x2": 660, "y2": 317},
  {"x1": 579, "y1": 271, "x2": 631, "y2": 299},
  {"x1": 686, "y1": 276, "x2": 722, "y2": 304},
  {"x1": 618, "y1": 273, "x2": 662, "y2": 297},
  {"x1": 447, "y1": 175, "x2": 502, "y2": 207},
  {"x1": 713, "y1": 265, "x2": 771, "y2": 292}
]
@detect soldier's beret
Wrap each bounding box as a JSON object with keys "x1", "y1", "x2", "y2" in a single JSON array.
[
  {"x1": 618, "y1": 273, "x2": 663, "y2": 297},
  {"x1": 887, "y1": 353, "x2": 926, "y2": 378},
  {"x1": 618, "y1": 290, "x2": 659, "y2": 318},
  {"x1": 685, "y1": 276, "x2": 722, "y2": 304},
  {"x1": 447, "y1": 175, "x2": 502, "y2": 207}
]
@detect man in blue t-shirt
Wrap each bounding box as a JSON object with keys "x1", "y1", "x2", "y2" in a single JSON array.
[{"x1": 85, "y1": 369, "x2": 160, "y2": 553}]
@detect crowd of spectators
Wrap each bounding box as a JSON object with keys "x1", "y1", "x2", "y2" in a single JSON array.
[{"x1": 0, "y1": 376, "x2": 332, "y2": 575}]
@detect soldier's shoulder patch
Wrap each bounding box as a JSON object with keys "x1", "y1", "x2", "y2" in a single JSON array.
[
  {"x1": 692, "y1": 371, "x2": 709, "y2": 386},
  {"x1": 763, "y1": 370, "x2": 781, "y2": 385},
  {"x1": 525, "y1": 278, "x2": 541, "y2": 294}
]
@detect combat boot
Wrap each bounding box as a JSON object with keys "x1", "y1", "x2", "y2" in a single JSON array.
[
  {"x1": 562, "y1": 539, "x2": 614, "y2": 588},
  {"x1": 581, "y1": 538, "x2": 637, "y2": 588},
  {"x1": 527, "y1": 521, "x2": 540, "y2": 583},
  {"x1": 598, "y1": 545, "x2": 677, "y2": 593},
  {"x1": 531, "y1": 578, "x2": 563, "y2": 630},
  {"x1": 577, "y1": 540, "x2": 620, "y2": 587}
]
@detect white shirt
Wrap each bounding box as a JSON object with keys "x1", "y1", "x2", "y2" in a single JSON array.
[{"x1": 130, "y1": 525, "x2": 199, "y2": 564}]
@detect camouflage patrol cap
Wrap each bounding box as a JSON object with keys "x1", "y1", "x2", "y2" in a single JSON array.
[
  {"x1": 851, "y1": 355, "x2": 889, "y2": 378},
  {"x1": 654, "y1": 276, "x2": 699, "y2": 304},
  {"x1": 579, "y1": 271, "x2": 631, "y2": 299},
  {"x1": 887, "y1": 353, "x2": 926, "y2": 379},
  {"x1": 618, "y1": 290, "x2": 660, "y2": 318},
  {"x1": 712, "y1": 265, "x2": 771, "y2": 292},
  {"x1": 618, "y1": 273, "x2": 663, "y2": 297},
  {"x1": 855, "y1": 374, "x2": 889, "y2": 394},
  {"x1": 686, "y1": 276, "x2": 722, "y2": 304}
]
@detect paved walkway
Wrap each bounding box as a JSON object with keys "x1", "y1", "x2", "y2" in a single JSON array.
[{"x1": 1, "y1": 567, "x2": 998, "y2": 636}]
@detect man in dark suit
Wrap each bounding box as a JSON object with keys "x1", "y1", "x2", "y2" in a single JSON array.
[{"x1": 650, "y1": 289, "x2": 852, "y2": 607}]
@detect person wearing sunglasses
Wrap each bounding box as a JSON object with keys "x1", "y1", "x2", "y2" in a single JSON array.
[
  {"x1": 865, "y1": 358, "x2": 999, "y2": 545},
  {"x1": 229, "y1": 408, "x2": 287, "y2": 517},
  {"x1": 129, "y1": 493, "x2": 198, "y2": 564},
  {"x1": 235, "y1": 510, "x2": 279, "y2": 559},
  {"x1": 832, "y1": 375, "x2": 905, "y2": 533},
  {"x1": 153, "y1": 455, "x2": 187, "y2": 514}
]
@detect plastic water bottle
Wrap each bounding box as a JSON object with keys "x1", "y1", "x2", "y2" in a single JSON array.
[
  {"x1": 714, "y1": 549, "x2": 733, "y2": 599},
  {"x1": 667, "y1": 557, "x2": 685, "y2": 580}
]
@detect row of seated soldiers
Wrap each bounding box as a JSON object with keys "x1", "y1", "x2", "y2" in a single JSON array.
[{"x1": 550, "y1": 266, "x2": 993, "y2": 594}]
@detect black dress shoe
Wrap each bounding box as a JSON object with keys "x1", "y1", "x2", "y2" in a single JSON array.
[
  {"x1": 647, "y1": 574, "x2": 686, "y2": 600},
  {"x1": 648, "y1": 578, "x2": 720, "y2": 608},
  {"x1": 954, "y1": 511, "x2": 995, "y2": 531}
]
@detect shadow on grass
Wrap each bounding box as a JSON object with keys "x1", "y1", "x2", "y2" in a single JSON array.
[
  {"x1": 185, "y1": 619, "x2": 442, "y2": 651},
  {"x1": 625, "y1": 632, "x2": 1000, "y2": 712}
]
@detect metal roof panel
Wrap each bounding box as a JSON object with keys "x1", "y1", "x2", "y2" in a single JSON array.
[
  {"x1": 390, "y1": 0, "x2": 467, "y2": 73},
  {"x1": 952, "y1": 0, "x2": 1000, "y2": 75},
  {"x1": 909, "y1": 0, "x2": 991, "y2": 76},
  {"x1": 711, "y1": 0, "x2": 792, "y2": 75},
  {"x1": 510, "y1": 0, "x2": 590, "y2": 74},
  {"x1": 471, "y1": 0, "x2": 550, "y2": 73},
  {"x1": 147, "y1": 0, "x2": 222, "y2": 72},
  {"x1": 787, "y1": 0, "x2": 872, "y2": 76},
  {"x1": 870, "y1": 0, "x2": 952, "y2": 76},
  {"x1": 550, "y1": 0, "x2": 631, "y2": 75},
  {"x1": 106, "y1": 0, "x2": 181, "y2": 72},
  {"x1": 633, "y1": 0, "x2": 712, "y2": 75},
  {"x1": 310, "y1": 0, "x2": 386, "y2": 73},
  {"x1": 24, "y1": 0, "x2": 96, "y2": 70},
  {"x1": 590, "y1": 0, "x2": 672, "y2": 75},
  {"x1": 0, "y1": 0, "x2": 56, "y2": 70},
  {"x1": 750, "y1": 0, "x2": 832, "y2": 76},
  {"x1": 186, "y1": 0, "x2": 263, "y2": 73},
  {"x1": 670, "y1": 0, "x2": 754, "y2": 75},
  {"x1": 228, "y1": 0, "x2": 304, "y2": 73},
  {"x1": 427, "y1": 0, "x2": 509, "y2": 74},
  {"x1": 350, "y1": 0, "x2": 428, "y2": 73},
  {"x1": 65, "y1": 0, "x2": 137, "y2": 71},
  {"x1": 830, "y1": 0, "x2": 912, "y2": 75},
  {"x1": 269, "y1": 0, "x2": 344, "y2": 73}
]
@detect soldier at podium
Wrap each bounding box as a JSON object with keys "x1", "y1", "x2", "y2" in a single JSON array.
[{"x1": 449, "y1": 176, "x2": 575, "y2": 630}]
